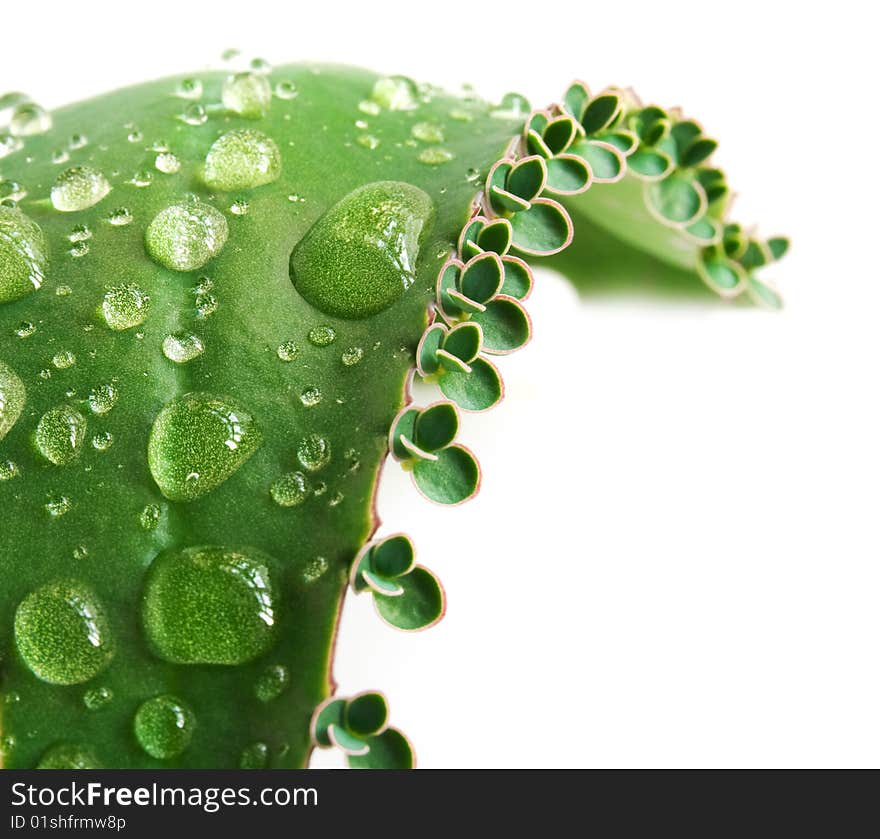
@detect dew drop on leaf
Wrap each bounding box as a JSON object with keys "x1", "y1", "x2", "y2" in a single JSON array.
[
  {"x1": 134, "y1": 694, "x2": 196, "y2": 759},
  {"x1": 51, "y1": 166, "x2": 111, "y2": 212},
  {"x1": 35, "y1": 405, "x2": 87, "y2": 465}
]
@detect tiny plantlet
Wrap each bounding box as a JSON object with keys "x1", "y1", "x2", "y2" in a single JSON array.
[{"x1": 0, "y1": 60, "x2": 787, "y2": 768}]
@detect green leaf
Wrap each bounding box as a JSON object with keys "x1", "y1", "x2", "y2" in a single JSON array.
[
  {"x1": 459, "y1": 252, "x2": 504, "y2": 304},
  {"x1": 600, "y1": 130, "x2": 638, "y2": 155},
  {"x1": 476, "y1": 218, "x2": 512, "y2": 255},
  {"x1": 745, "y1": 275, "x2": 784, "y2": 310},
  {"x1": 506, "y1": 155, "x2": 547, "y2": 202},
  {"x1": 681, "y1": 137, "x2": 718, "y2": 168},
  {"x1": 390, "y1": 407, "x2": 420, "y2": 461},
  {"x1": 684, "y1": 216, "x2": 720, "y2": 244},
  {"x1": 361, "y1": 568, "x2": 405, "y2": 596},
  {"x1": 412, "y1": 445, "x2": 480, "y2": 505},
  {"x1": 509, "y1": 198, "x2": 573, "y2": 255},
  {"x1": 545, "y1": 154, "x2": 592, "y2": 195},
  {"x1": 374, "y1": 566, "x2": 445, "y2": 631},
  {"x1": 345, "y1": 692, "x2": 389, "y2": 737},
  {"x1": 627, "y1": 149, "x2": 673, "y2": 179},
  {"x1": 311, "y1": 698, "x2": 347, "y2": 748},
  {"x1": 562, "y1": 81, "x2": 590, "y2": 122},
  {"x1": 767, "y1": 237, "x2": 790, "y2": 261},
  {"x1": 413, "y1": 402, "x2": 459, "y2": 453},
  {"x1": 348, "y1": 728, "x2": 414, "y2": 769},
  {"x1": 698, "y1": 253, "x2": 747, "y2": 297},
  {"x1": 416, "y1": 323, "x2": 446, "y2": 376},
  {"x1": 570, "y1": 139, "x2": 624, "y2": 182},
  {"x1": 500, "y1": 255, "x2": 533, "y2": 299},
  {"x1": 525, "y1": 128, "x2": 553, "y2": 159},
  {"x1": 372, "y1": 534, "x2": 416, "y2": 578},
  {"x1": 542, "y1": 116, "x2": 578, "y2": 154},
  {"x1": 438, "y1": 356, "x2": 504, "y2": 412},
  {"x1": 670, "y1": 120, "x2": 702, "y2": 157},
  {"x1": 646, "y1": 173, "x2": 706, "y2": 225},
  {"x1": 328, "y1": 724, "x2": 369, "y2": 756},
  {"x1": 436, "y1": 258, "x2": 465, "y2": 317},
  {"x1": 489, "y1": 185, "x2": 531, "y2": 214},
  {"x1": 581, "y1": 93, "x2": 620, "y2": 135},
  {"x1": 739, "y1": 240, "x2": 770, "y2": 271},
  {"x1": 443, "y1": 322, "x2": 483, "y2": 364},
  {"x1": 470, "y1": 297, "x2": 531, "y2": 354}
]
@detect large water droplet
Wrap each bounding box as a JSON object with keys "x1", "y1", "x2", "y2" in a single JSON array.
[
  {"x1": 37, "y1": 744, "x2": 101, "y2": 768},
  {"x1": 35, "y1": 404, "x2": 87, "y2": 465},
  {"x1": 0, "y1": 205, "x2": 47, "y2": 304},
  {"x1": 148, "y1": 392, "x2": 261, "y2": 501},
  {"x1": 101, "y1": 283, "x2": 150, "y2": 330},
  {"x1": 0, "y1": 360, "x2": 25, "y2": 441},
  {"x1": 371, "y1": 76, "x2": 418, "y2": 110},
  {"x1": 297, "y1": 434, "x2": 331, "y2": 472},
  {"x1": 203, "y1": 129, "x2": 281, "y2": 191},
  {"x1": 270, "y1": 471, "x2": 310, "y2": 507},
  {"x1": 162, "y1": 332, "x2": 204, "y2": 364},
  {"x1": 142, "y1": 545, "x2": 280, "y2": 665},
  {"x1": 145, "y1": 201, "x2": 228, "y2": 271},
  {"x1": 222, "y1": 72, "x2": 271, "y2": 118},
  {"x1": 290, "y1": 181, "x2": 434, "y2": 319},
  {"x1": 134, "y1": 694, "x2": 196, "y2": 759},
  {"x1": 51, "y1": 166, "x2": 111, "y2": 212},
  {"x1": 14, "y1": 580, "x2": 114, "y2": 685}
]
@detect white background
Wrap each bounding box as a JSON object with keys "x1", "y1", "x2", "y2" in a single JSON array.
[{"x1": 4, "y1": 1, "x2": 877, "y2": 767}]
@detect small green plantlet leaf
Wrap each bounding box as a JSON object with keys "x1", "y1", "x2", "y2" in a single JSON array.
[
  {"x1": 506, "y1": 155, "x2": 547, "y2": 201},
  {"x1": 390, "y1": 407, "x2": 421, "y2": 461},
  {"x1": 500, "y1": 256, "x2": 533, "y2": 299},
  {"x1": 413, "y1": 402, "x2": 459, "y2": 453},
  {"x1": 739, "y1": 239, "x2": 770, "y2": 271},
  {"x1": 459, "y1": 218, "x2": 485, "y2": 257},
  {"x1": 412, "y1": 444, "x2": 480, "y2": 505},
  {"x1": 627, "y1": 149, "x2": 673, "y2": 179},
  {"x1": 446, "y1": 288, "x2": 486, "y2": 315},
  {"x1": 646, "y1": 173, "x2": 706, "y2": 226},
  {"x1": 476, "y1": 218, "x2": 512, "y2": 255},
  {"x1": 311, "y1": 698, "x2": 347, "y2": 748},
  {"x1": 436, "y1": 258, "x2": 469, "y2": 317},
  {"x1": 601, "y1": 130, "x2": 638, "y2": 155},
  {"x1": 746, "y1": 275, "x2": 784, "y2": 310},
  {"x1": 698, "y1": 253, "x2": 747, "y2": 297},
  {"x1": 525, "y1": 128, "x2": 553, "y2": 159},
  {"x1": 371, "y1": 534, "x2": 416, "y2": 578},
  {"x1": 345, "y1": 692, "x2": 389, "y2": 737},
  {"x1": 684, "y1": 216, "x2": 721, "y2": 244},
  {"x1": 361, "y1": 568, "x2": 405, "y2": 596},
  {"x1": 681, "y1": 137, "x2": 718, "y2": 168},
  {"x1": 670, "y1": 120, "x2": 703, "y2": 158},
  {"x1": 570, "y1": 139, "x2": 624, "y2": 183},
  {"x1": 416, "y1": 323, "x2": 446, "y2": 376},
  {"x1": 509, "y1": 198, "x2": 573, "y2": 255},
  {"x1": 470, "y1": 296, "x2": 532, "y2": 354},
  {"x1": 767, "y1": 237, "x2": 790, "y2": 261},
  {"x1": 435, "y1": 349, "x2": 472, "y2": 374},
  {"x1": 374, "y1": 566, "x2": 445, "y2": 631},
  {"x1": 460, "y1": 252, "x2": 504, "y2": 304},
  {"x1": 443, "y1": 322, "x2": 483, "y2": 364},
  {"x1": 581, "y1": 93, "x2": 620, "y2": 135},
  {"x1": 348, "y1": 728, "x2": 415, "y2": 769},
  {"x1": 642, "y1": 116, "x2": 671, "y2": 147},
  {"x1": 490, "y1": 184, "x2": 531, "y2": 214},
  {"x1": 542, "y1": 116, "x2": 578, "y2": 155},
  {"x1": 545, "y1": 154, "x2": 592, "y2": 195},
  {"x1": 438, "y1": 356, "x2": 504, "y2": 412},
  {"x1": 328, "y1": 724, "x2": 370, "y2": 756},
  {"x1": 562, "y1": 81, "x2": 590, "y2": 122}
]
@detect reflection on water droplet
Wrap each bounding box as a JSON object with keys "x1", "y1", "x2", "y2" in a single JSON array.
[
  {"x1": 270, "y1": 471, "x2": 309, "y2": 507},
  {"x1": 0, "y1": 204, "x2": 48, "y2": 304},
  {"x1": 307, "y1": 325, "x2": 336, "y2": 347},
  {"x1": 297, "y1": 434, "x2": 331, "y2": 472},
  {"x1": 142, "y1": 545, "x2": 280, "y2": 665},
  {"x1": 276, "y1": 341, "x2": 299, "y2": 362},
  {"x1": 129, "y1": 169, "x2": 153, "y2": 188},
  {"x1": 73, "y1": 544, "x2": 89, "y2": 560},
  {"x1": 371, "y1": 76, "x2": 418, "y2": 111},
  {"x1": 69, "y1": 133, "x2": 88, "y2": 150},
  {"x1": 290, "y1": 181, "x2": 434, "y2": 319},
  {"x1": 15, "y1": 580, "x2": 114, "y2": 685},
  {"x1": 222, "y1": 72, "x2": 271, "y2": 118},
  {"x1": 55, "y1": 285, "x2": 72, "y2": 297},
  {"x1": 0, "y1": 179, "x2": 27, "y2": 202},
  {"x1": 145, "y1": 201, "x2": 228, "y2": 272},
  {"x1": 51, "y1": 166, "x2": 111, "y2": 212},
  {"x1": 358, "y1": 99, "x2": 381, "y2": 116},
  {"x1": 230, "y1": 199, "x2": 249, "y2": 215},
  {"x1": 102, "y1": 284, "x2": 150, "y2": 330},
  {"x1": 341, "y1": 346, "x2": 364, "y2": 366},
  {"x1": 88, "y1": 383, "x2": 118, "y2": 415},
  {"x1": 466, "y1": 167, "x2": 481, "y2": 183},
  {"x1": 9, "y1": 102, "x2": 52, "y2": 136},
  {"x1": 155, "y1": 152, "x2": 181, "y2": 174},
  {"x1": 35, "y1": 405, "x2": 87, "y2": 465},
  {"x1": 148, "y1": 392, "x2": 262, "y2": 501},
  {"x1": 299, "y1": 386, "x2": 322, "y2": 408},
  {"x1": 134, "y1": 694, "x2": 196, "y2": 759},
  {"x1": 162, "y1": 332, "x2": 204, "y2": 364},
  {"x1": 356, "y1": 133, "x2": 380, "y2": 150},
  {"x1": 14, "y1": 320, "x2": 35, "y2": 338},
  {"x1": 417, "y1": 147, "x2": 455, "y2": 165},
  {"x1": 52, "y1": 148, "x2": 70, "y2": 164}
]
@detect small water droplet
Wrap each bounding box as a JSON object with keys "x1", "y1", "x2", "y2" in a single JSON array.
[
  {"x1": 0, "y1": 179, "x2": 27, "y2": 202},
  {"x1": 411, "y1": 121, "x2": 444, "y2": 143},
  {"x1": 450, "y1": 107, "x2": 473, "y2": 122},
  {"x1": 354, "y1": 119, "x2": 368, "y2": 130},
  {"x1": 274, "y1": 80, "x2": 298, "y2": 100},
  {"x1": 142, "y1": 545, "x2": 280, "y2": 664},
  {"x1": 356, "y1": 133, "x2": 380, "y2": 150},
  {"x1": 0, "y1": 205, "x2": 47, "y2": 303},
  {"x1": 162, "y1": 332, "x2": 204, "y2": 364},
  {"x1": 68, "y1": 240, "x2": 89, "y2": 258},
  {"x1": 35, "y1": 405, "x2": 87, "y2": 465},
  {"x1": 341, "y1": 346, "x2": 364, "y2": 366},
  {"x1": 84, "y1": 686, "x2": 113, "y2": 710},
  {"x1": 145, "y1": 200, "x2": 228, "y2": 272},
  {"x1": 68, "y1": 133, "x2": 88, "y2": 150},
  {"x1": 417, "y1": 147, "x2": 455, "y2": 165},
  {"x1": 270, "y1": 471, "x2": 310, "y2": 507},
  {"x1": 73, "y1": 544, "x2": 89, "y2": 560},
  {"x1": 371, "y1": 76, "x2": 418, "y2": 110},
  {"x1": 240, "y1": 741, "x2": 269, "y2": 769},
  {"x1": 134, "y1": 694, "x2": 196, "y2": 759},
  {"x1": 129, "y1": 169, "x2": 153, "y2": 188},
  {"x1": 9, "y1": 102, "x2": 52, "y2": 136},
  {"x1": 52, "y1": 148, "x2": 70, "y2": 164},
  {"x1": 107, "y1": 206, "x2": 133, "y2": 226},
  {"x1": 222, "y1": 72, "x2": 271, "y2": 118},
  {"x1": 91, "y1": 430, "x2": 114, "y2": 452},
  {"x1": 0, "y1": 133, "x2": 23, "y2": 159},
  {"x1": 307, "y1": 325, "x2": 336, "y2": 347},
  {"x1": 37, "y1": 744, "x2": 101, "y2": 768},
  {"x1": 0, "y1": 459, "x2": 19, "y2": 480},
  {"x1": 203, "y1": 128, "x2": 281, "y2": 191},
  {"x1": 102, "y1": 284, "x2": 150, "y2": 330},
  {"x1": 297, "y1": 434, "x2": 331, "y2": 472},
  {"x1": 299, "y1": 386, "x2": 322, "y2": 408},
  {"x1": 229, "y1": 198, "x2": 249, "y2": 215},
  {"x1": 51, "y1": 349, "x2": 76, "y2": 370},
  {"x1": 51, "y1": 166, "x2": 111, "y2": 212},
  {"x1": 139, "y1": 503, "x2": 161, "y2": 530},
  {"x1": 14, "y1": 580, "x2": 114, "y2": 685},
  {"x1": 55, "y1": 284, "x2": 72, "y2": 297},
  {"x1": 175, "y1": 78, "x2": 203, "y2": 100},
  {"x1": 466, "y1": 167, "x2": 481, "y2": 183},
  {"x1": 194, "y1": 290, "x2": 218, "y2": 318},
  {"x1": 180, "y1": 103, "x2": 208, "y2": 126},
  {"x1": 255, "y1": 664, "x2": 290, "y2": 702},
  {"x1": 14, "y1": 320, "x2": 35, "y2": 338},
  {"x1": 127, "y1": 128, "x2": 144, "y2": 143},
  {"x1": 45, "y1": 494, "x2": 71, "y2": 517},
  {"x1": 88, "y1": 383, "x2": 118, "y2": 415},
  {"x1": 276, "y1": 341, "x2": 299, "y2": 362},
  {"x1": 155, "y1": 151, "x2": 181, "y2": 174},
  {"x1": 302, "y1": 555, "x2": 329, "y2": 583},
  {"x1": 358, "y1": 99, "x2": 381, "y2": 116},
  {"x1": 327, "y1": 491, "x2": 344, "y2": 508}
]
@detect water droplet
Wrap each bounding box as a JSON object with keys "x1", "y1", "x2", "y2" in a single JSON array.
[
  {"x1": 14, "y1": 320, "x2": 35, "y2": 338},
  {"x1": 176, "y1": 78, "x2": 203, "y2": 99},
  {"x1": 203, "y1": 129, "x2": 281, "y2": 191},
  {"x1": 255, "y1": 664, "x2": 290, "y2": 702},
  {"x1": 194, "y1": 290, "x2": 218, "y2": 319},
  {"x1": 297, "y1": 434, "x2": 331, "y2": 472},
  {"x1": 68, "y1": 240, "x2": 89, "y2": 258},
  {"x1": 0, "y1": 133, "x2": 23, "y2": 159},
  {"x1": 148, "y1": 392, "x2": 262, "y2": 501},
  {"x1": 0, "y1": 360, "x2": 25, "y2": 441},
  {"x1": 270, "y1": 471, "x2": 309, "y2": 507},
  {"x1": 145, "y1": 201, "x2": 228, "y2": 271},
  {"x1": 107, "y1": 206, "x2": 133, "y2": 226},
  {"x1": 302, "y1": 555, "x2": 329, "y2": 583},
  {"x1": 162, "y1": 332, "x2": 204, "y2": 364},
  {"x1": 37, "y1": 744, "x2": 101, "y2": 768},
  {"x1": 180, "y1": 103, "x2": 207, "y2": 126},
  {"x1": 91, "y1": 431, "x2": 114, "y2": 452},
  {"x1": 307, "y1": 325, "x2": 336, "y2": 347},
  {"x1": 134, "y1": 694, "x2": 196, "y2": 759},
  {"x1": 417, "y1": 147, "x2": 455, "y2": 165},
  {"x1": 51, "y1": 349, "x2": 76, "y2": 370},
  {"x1": 250, "y1": 57, "x2": 272, "y2": 73},
  {"x1": 87, "y1": 383, "x2": 118, "y2": 415},
  {"x1": 299, "y1": 386, "x2": 322, "y2": 408},
  {"x1": 276, "y1": 341, "x2": 299, "y2": 362},
  {"x1": 155, "y1": 151, "x2": 181, "y2": 174},
  {"x1": 35, "y1": 405, "x2": 87, "y2": 465},
  {"x1": 341, "y1": 346, "x2": 364, "y2": 366},
  {"x1": 139, "y1": 503, "x2": 161, "y2": 530},
  {"x1": 229, "y1": 199, "x2": 249, "y2": 216},
  {"x1": 0, "y1": 459, "x2": 19, "y2": 480},
  {"x1": 9, "y1": 102, "x2": 52, "y2": 136},
  {"x1": 313, "y1": 481, "x2": 327, "y2": 496},
  {"x1": 356, "y1": 133, "x2": 380, "y2": 150},
  {"x1": 39, "y1": 368, "x2": 52, "y2": 380},
  {"x1": 55, "y1": 284, "x2": 72, "y2": 297},
  {"x1": 411, "y1": 121, "x2": 444, "y2": 143},
  {"x1": 14, "y1": 580, "x2": 114, "y2": 685},
  {"x1": 371, "y1": 76, "x2": 418, "y2": 110},
  {"x1": 450, "y1": 107, "x2": 473, "y2": 122},
  {"x1": 102, "y1": 283, "x2": 150, "y2": 330},
  {"x1": 0, "y1": 179, "x2": 27, "y2": 202},
  {"x1": 0, "y1": 204, "x2": 47, "y2": 304},
  {"x1": 51, "y1": 166, "x2": 111, "y2": 212},
  {"x1": 222, "y1": 72, "x2": 271, "y2": 118},
  {"x1": 127, "y1": 128, "x2": 144, "y2": 143},
  {"x1": 274, "y1": 80, "x2": 298, "y2": 100},
  {"x1": 290, "y1": 181, "x2": 434, "y2": 319},
  {"x1": 358, "y1": 99, "x2": 381, "y2": 116},
  {"x1": 52, "y1": 148, "x2": 70, "y2": 164},
  {"x1": 142, "y1": 545, "x2": 280, "y2": 665},
  {"x1": 354, "y1": 119, "x2": 368, "y2": 130},
  {"x1": 327, "y1": 491, "x2": 344, "y2": 508},
  {"x1": 84, "y1": 686, "x2": 113, "y2": 710},
  {"x1": 240, "y1": 741, "x2": 269, "y2": 768},
  {"x1": 45, "y1": 494, "x2": 71, "y2": 517},
  {"x1": 129, "y1": 169, "x2": 153, "y2": 188},
  {"x1": 68, "y1": 133, "x2": 88, "y2": 150},
  {"x1": 466, "y1": 167, "x2": 481, "y2": 183},
  {"x1": 73, "y1": 544, "x2": 89, "y2": 560}
]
